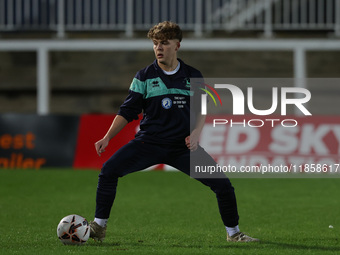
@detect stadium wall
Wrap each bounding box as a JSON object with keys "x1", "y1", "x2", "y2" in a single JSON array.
[{"x1": 0, "y1": 114, "x2": 338, "y2": 170}]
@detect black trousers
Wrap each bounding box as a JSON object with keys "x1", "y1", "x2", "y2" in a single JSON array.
[{"x1": 95, "y1": 139, "x2": 239, "y2": 227}]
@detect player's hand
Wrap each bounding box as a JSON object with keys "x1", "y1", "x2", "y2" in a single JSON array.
[
  {"x1": 185, "y1": 129, "x2": 200, "y2": 151},
  {"x1": 94, "y1": 138, "x2": 109, "y2": 156}
]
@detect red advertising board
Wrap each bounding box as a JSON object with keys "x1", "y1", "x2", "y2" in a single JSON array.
[
  {"x1": 73, "y1": 114, "x2": 140, "y2": 169},
  {"x1": 3, "y1": 114, "x2": 338, "y2": 170},
  {"x1": 73, "y1": 114, "x2": 340, "y2": 171}
]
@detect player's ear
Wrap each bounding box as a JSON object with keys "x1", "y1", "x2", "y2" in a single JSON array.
[{"x1": 176, "y1": 41, "x2": 181, "y2": 51}]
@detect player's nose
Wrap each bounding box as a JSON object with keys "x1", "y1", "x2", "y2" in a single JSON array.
[{"x1": 155, "y1": 43, "x2": 163, "y2": 50}]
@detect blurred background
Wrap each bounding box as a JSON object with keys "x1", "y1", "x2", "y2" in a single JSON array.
[{"x1": 0, "y1": 0, "x2": 340, "y2": 115}]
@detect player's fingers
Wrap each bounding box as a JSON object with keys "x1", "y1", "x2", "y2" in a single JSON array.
[
  {"x1": 95, "y1": 142, "x2": 103, "y2": 156},
  {"x1": 190, "y1": 144, "x2": 198, "y2": 151},
  {"x1": 190, "y1": 141, "x2": 198, "y2": 151}
]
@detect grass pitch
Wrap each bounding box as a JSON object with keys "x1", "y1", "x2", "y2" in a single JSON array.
[{"x1": 0, "y1": 169, "x2": 340, "y2": 255}]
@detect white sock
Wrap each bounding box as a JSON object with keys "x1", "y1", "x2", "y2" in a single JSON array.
[
  {"x1": 94, "y1": 218, "x2": 108, "y2": 227},
  {"x1": 226, "y1": 225, "x2": 240, "y2": 236}
]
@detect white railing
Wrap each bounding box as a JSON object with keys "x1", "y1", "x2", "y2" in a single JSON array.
[
  {"x1": 0, "y1": 38, "x2": 340, "y2": 114},
  {"x1": 0, "y1": 0, "x2": 339, "y2": 38}
]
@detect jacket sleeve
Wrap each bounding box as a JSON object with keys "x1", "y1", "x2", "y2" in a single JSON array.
[{"x1": 117, "y1": 77, "x2": 146, "y2": 122}]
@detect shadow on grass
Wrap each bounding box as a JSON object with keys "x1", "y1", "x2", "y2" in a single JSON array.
[
  {"x1": 210, "y1": 240, "x2": 340, "y2": 252},
  {"x1": 87, "y1": 240, "x2": 154, "y2": 248},
  {"x1": 87, "y1": 239, "x2": 340, "y2": 253},
  {"x1": 87, "y1": 242, "x2": 121, "y2": 247},
  {"x1": 258, "y1": 240, "x2": 340, "y2": 252}
]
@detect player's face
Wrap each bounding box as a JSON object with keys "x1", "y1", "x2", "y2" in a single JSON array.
[{"x1": 152, "y1": 39, "x2": 180, "y2": 69}]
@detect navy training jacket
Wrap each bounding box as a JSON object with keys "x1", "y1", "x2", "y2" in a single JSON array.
[{"x1": 118, "y1": 58, "x2": 203, "y2": 145}]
